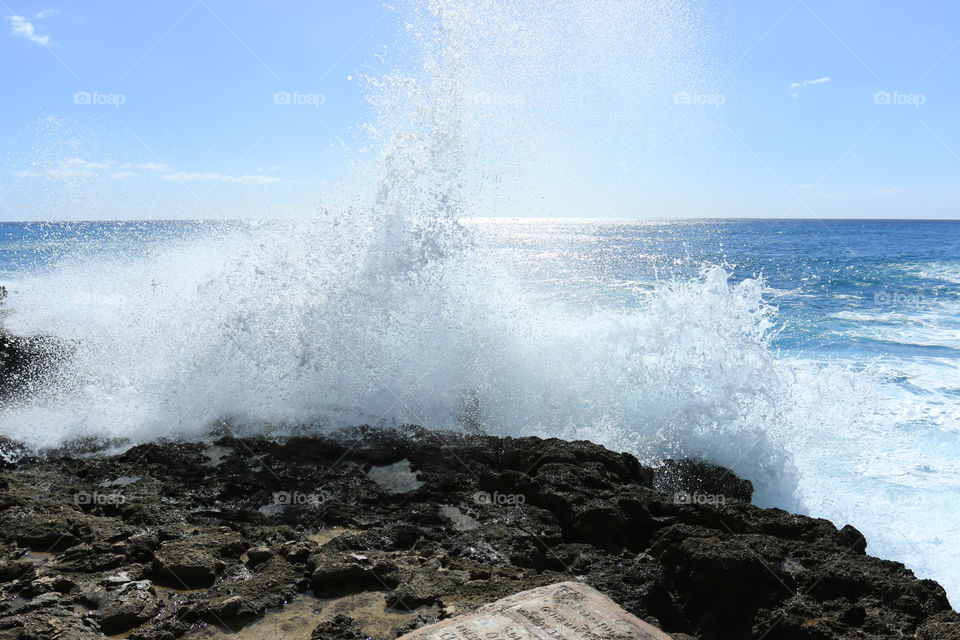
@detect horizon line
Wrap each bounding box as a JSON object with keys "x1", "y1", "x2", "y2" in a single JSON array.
[{"x1": 1, "y1": 216, "x2": 960, "y2": 224}]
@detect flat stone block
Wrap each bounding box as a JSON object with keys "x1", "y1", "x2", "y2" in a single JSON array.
[{"x1": 397, "y1": 581, "x2": 673, "y2": 640}]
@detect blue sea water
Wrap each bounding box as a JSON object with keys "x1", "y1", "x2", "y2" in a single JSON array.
[
  {"x1": 0, "y1": 221, "x2": 228, "y2": 281},
  {"x1": 477, "y1": 218, "x2": 960, "y2": 606},
  {"x1": 0, "y1": 218, "x2": 958, "y2": 604},
  {"x1": 476, "y1": 218, "x2": 960, "y2": 354}
]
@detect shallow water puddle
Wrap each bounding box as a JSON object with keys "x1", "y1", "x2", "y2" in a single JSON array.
[
  {"x1": 18, "y1": 550, "x2": 55, "y2": 566},
  {"x1": 439, "y1": 505, "x2": 480, "y2": 531},
  {"x1": 154, "y1": 584, "x2": 208, "y2": 596},
  {"x1": 203, "y1": 445, "x2": 234, "y2": 467},
  {"x1": 306, "y1": 526, "x2": 355, "y2": 547},
  {"x1": 367, "y1": 459, "x2": 424, "y2": 493},
  {"x1": 187, "y1": 591, "x2": 434, "y2": 640},
  {"x1": 99, "y1": 475, "x2": 141, "y2": 487}
]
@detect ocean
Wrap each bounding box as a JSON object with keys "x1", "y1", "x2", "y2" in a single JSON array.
[{"x1": 0, "y1": 217, "x2": 957, "y2": 605}]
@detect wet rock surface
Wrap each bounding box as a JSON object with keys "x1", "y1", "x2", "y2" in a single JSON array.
[
  {"x1": 0, "y1": 332, "x2": 54, "y2": 400},
  {"x1": 0, "y1": 426, "x2": 955, "y2": 639}
]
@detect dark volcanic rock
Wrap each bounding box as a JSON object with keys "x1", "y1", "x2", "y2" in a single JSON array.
[
  {"x1": 653, "y1": 458, "x2": 754, "y2": 502},
  {"x1": 0, "y1": 428, "x2": 955, "y2": 640},
  {"x1": 309, "y1": 550, "x2": 398, "y2": 597},
  {"x1": 311, "y1": 613, "x2": 366, "y2": 640},
  {"x1": 152, "y1": 529, "x2": 245, "y2": 588},
  {"x1": 185, "y1": 555, "x2": 305, "y2": 625},
  {"x1": 0, "y1": 332, "x2": 53, "y2": 399},
  {"x1": 0, "y1": 605, "x2": 104, "y2": 640},
  {"x1": 94, "y1": 580, "x2": 161, "y2": 634}
]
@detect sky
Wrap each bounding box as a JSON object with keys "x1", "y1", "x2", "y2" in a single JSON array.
[{"x1": 1, "y1": 0, "x2": 959, "y2": 220}]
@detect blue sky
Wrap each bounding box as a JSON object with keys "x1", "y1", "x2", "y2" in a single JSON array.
[{"x1": 1, "y1": 1, "x2": 959, "y2": 219}]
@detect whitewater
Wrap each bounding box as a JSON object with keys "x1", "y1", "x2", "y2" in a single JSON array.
[{"x1": 0, "y1": 0, "x2": 957, "y2": 607}]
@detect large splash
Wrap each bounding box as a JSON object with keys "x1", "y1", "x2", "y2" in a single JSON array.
[
  {"x1": 0, "y1": 0, "x2": 861, "y2": 513},
  {"x1": 2, "y1": 220, "x2": 828, "y2": 507}
]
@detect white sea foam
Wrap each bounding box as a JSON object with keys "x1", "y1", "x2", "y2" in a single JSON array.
[{"x1": 0, "y1": 223, "x2": 823, "y2": 509}]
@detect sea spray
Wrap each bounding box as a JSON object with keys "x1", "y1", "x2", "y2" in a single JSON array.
[
  {"x1": 0, "y1": 2, "x2": 851, "y2": 512},
  {"x1": 1, "y1": 220, "x2": 821, "y2": 509},
  {"x1": 2, "y1": 0, "x2": 799, "y2": 498}
]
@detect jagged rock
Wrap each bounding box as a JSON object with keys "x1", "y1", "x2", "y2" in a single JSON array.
[
  {"x1": 653, "y1": 458, "x2": 754, "y2": 502},
  {"x1": 309, "y1": 551, "x2": 398, "y2": 597},
  {"x1": 24, "y1": 574, "x2": 76, "y2": 597},
  {"x1": 0, "y1": 333, "x2": 51, "y2": 399},
  {"x1": 916, "y1": 610, "x2": 960, "y2": 639},
  {"x1": 0, "y1": 429, "x2": 953, "y2": 640},
  {"x1": 311, "y1": 614, "x2": 366, "y2": 640},
  {"x1": 95, "y1": 580, "x2": 161, "y2": 634},
  {"x1": 189, "y1": 555, "x2": 304, "y2": 623},
  {"x1": 152, "y1": 530, "x2": 245, "y2": 588},
  {"x1": 244, "y1": 545, "x2": 273, "y2": 566},
  {"x1": 0, "y1": 603, "x2": 103, "y2": 639},
  {"x1": 0, "y1": 507, "x2": 81, "y2": 551}
]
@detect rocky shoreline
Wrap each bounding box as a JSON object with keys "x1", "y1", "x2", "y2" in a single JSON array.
[{"x1": 0, "y1": 426, "x2": 957, "y2": 640}]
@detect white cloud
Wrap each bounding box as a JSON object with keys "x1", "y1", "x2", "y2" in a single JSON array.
[
  {"x1": 137, "y1": 162, "x2": 170, "y2": 172},
  {"x1": 163, "y1": 172, "x2": 221, "y2": 182},
  {"x1": 791, "y1": 76, "x2": 831, "y2": 89},
  {"x1": 48, "y1": 157, "x2": 109, "y2": 178},
  {"x1": 222, "y1": 174, "x2": 282, "y2": 185},
  {"x1": 117, "y1": 162, "x2": 169, "y2": 173},
  {"x1": 875, "y1": 186, "x2": 905, "y2": 196},
  {"x1": 790, "y1": 76, "x2": 830, "y2": 98},
  {"x1": 36, "y1": 9, "x2": 59, "y2": 19},
  {"x1": 163, "y1": 171, "x2": 281, "y2": 185},
  {"x1": 7, "y1": 15, "x2": 53, "y2": 47},
  {"x1": 14, "y1": 159, "x2": 284, "y2": 185}
]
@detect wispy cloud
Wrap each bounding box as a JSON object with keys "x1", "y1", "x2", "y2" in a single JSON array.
[
  {"x1": 163, "y1": 171, "x2": 220, "y2": 182},
  {"x1": 790, "y1": 184, "x2": 904, "y2": 200},
  {"x1": 137, "y1": 162, "x2": 171, "y2": 172},
  {"x1": 165, "y1": 171, "x2": 282, "y2": 184},
  {"x1": 163, "y1": 172, "x2": 221, "y2": 182},
  {"x1": 48, "y1": 158, "x2": 109, "y2": 178},
  {"x1": 14, "y1": 158, "x2": 112, "y2": 179},
  {"x1": 790, "y1": 76, "x2": 831, "y2": 98},
  {"x1": 6, "y1": 15, "x2": 53, "y2": 47},
  {"x1": 36, "y1": 8, "x2": 59, "y2": 19},
  {"x1": 14, "y1": 158, "x2": 283, "y2": 185},
  {"x1": 222, "y1": 174, "x2": 282, "y2": 185},
  {"x1": 874, "y1": 186, "x2": 905, "y2": 197}
]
